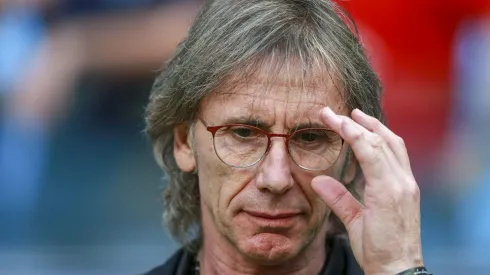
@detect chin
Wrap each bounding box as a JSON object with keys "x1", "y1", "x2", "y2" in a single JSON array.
[
  {"x1": 234, "y1": 232, "x2": 306, "y2": 265},
  {"x1": 221, "y1": 213, "x2": 323, "y2": 265}
]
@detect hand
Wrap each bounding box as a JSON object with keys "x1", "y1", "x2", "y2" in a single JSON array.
[{"x1": 312, "y1": 107, "x2": 423, "y2": 275}]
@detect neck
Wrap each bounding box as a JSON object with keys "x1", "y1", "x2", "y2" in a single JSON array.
[{"x1": 199, "y1": 209, "x2": 328, "y2": 275}]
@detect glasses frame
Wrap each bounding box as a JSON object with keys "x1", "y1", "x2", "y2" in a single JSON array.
[{"x1": 204, "y1": 123, "x2": 344, "y2": 171}]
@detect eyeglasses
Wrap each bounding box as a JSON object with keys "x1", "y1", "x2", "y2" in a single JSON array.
[{"x1": 201, "y1": 119, "x2": 344, "y2": 171}]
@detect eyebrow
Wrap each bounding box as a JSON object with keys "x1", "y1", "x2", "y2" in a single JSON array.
[
  {"x1": 292, "y1": 122, "x2": 326, "y2": 130},
  {"x1": 221, "y1": 116, "x2": 270, "y2": 129},
  {"x1": 220, "y1": 115, "x2": 326, "y2": 132}
]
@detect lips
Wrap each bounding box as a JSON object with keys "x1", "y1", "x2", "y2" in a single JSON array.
[
  {"x1": 241, "y1": 210, "x2": 301, "y2": 228},
  {"x1": 243, "y1": 210, "x2": 301, "y2": 219}
]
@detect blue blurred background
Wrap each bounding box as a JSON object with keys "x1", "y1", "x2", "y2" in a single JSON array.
[{"x1": 0, "y1": 0, "x2": 489, "y2": 274}]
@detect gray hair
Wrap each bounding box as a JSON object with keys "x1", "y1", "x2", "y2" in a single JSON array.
[{"x1": 145, "y1": 0, "x2": 384, "y2": 250}]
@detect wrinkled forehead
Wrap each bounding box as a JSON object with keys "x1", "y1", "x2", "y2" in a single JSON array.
[{"x1": 199, "y1": 59, "x2": 348, "y2": 129}]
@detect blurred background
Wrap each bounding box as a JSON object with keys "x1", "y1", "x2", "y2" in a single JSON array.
[{"x1": 0, "y1": 0, "x2": 489, "y2": 274}]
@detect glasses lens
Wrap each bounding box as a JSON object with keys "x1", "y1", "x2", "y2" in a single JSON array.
[
  {"x1": 213, "y1": 125, "x2": 268, "y2": 167},
  {"x1": 288, "y1": 129, "x2": 342, "y2": 170}
]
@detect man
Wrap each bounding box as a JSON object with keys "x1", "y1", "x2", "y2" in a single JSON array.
[{"x1": 144, "y1": 0, "x2": 429, "y2": 274}]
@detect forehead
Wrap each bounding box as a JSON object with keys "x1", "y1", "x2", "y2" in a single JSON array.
[{"x1": 200, "y1": 65, "x2": 348, "y2": 128}]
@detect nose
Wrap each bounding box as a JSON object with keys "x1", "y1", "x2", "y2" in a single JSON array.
[{"x1": 255, "y1": 138, "x2": 294, "y2": 194}]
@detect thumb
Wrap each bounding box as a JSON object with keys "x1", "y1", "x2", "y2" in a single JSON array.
[{"x1": 311, "y1": 175, "x2": 363, "y2": 232}]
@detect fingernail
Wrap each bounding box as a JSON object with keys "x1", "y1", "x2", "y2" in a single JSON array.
[
  {"x1": 353, "y1": 108, "x2": 364, "y2": 115},
  {"x1": 322, "y1": 107, "x2": 335, "y2": 118}
]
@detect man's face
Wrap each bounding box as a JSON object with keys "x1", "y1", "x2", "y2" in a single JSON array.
[{"x1": 176, "y1": 72, "x2": 349, "y2": 263}]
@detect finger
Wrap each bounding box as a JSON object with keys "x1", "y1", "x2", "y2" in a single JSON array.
[
  {"x1": 311, "y1": 175, "x2": 363, "y2": 232},
  {"x1": 320, "y1": 107, "x2": 398, "y2": 180},
  {"x1": 351, "y1": 109, "x2": 412, "y2": 172}
]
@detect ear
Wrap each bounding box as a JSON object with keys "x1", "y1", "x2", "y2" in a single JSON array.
[{"x1": 173, "y1": 124, "x2": 196, "y2": 173}]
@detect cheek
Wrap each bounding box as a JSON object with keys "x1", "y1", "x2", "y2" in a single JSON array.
[
  {"x1": 197, "y1": 145, "x2": 253, "y2": 218},
  {"x1": 196, "y1": 143, "x2": 225, "y2": 212}
]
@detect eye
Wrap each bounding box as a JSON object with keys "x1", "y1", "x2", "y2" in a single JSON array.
[
  {"x1": 291, "y1": 129, "x2": 337, "y2": 146},
  {"x1": 299, "y1": 132, "x2": 319, "y2": 142},
  {"x1": 232, "y1": 127, "x2": 253, "y2": 138}
]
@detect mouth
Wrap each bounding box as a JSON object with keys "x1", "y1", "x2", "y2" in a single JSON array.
[{"x1": 241, "y1": 210, "x2": 302, "y2": 228}]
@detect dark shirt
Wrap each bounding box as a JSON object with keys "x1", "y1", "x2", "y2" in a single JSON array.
[{"x1": 144, "y1": 234, "x2": 364, "y2": 275}]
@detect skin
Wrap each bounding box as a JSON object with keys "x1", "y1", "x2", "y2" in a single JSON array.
[{"x1": 174, "y1": 72, "x2": 423, "y2": 274}]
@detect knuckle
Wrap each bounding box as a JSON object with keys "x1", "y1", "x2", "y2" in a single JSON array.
[
  {"x1": 343, "y1": 209, "x2": 363, "y2": 228},
  {"x1": 359, "y1": 147, "x2": 379, "y2": 164},
  {"x1": 372, "y1": 119, "x2": 384, "y2": 131},
  {"x1": 332, "y1": 189, "x2": 349, "y2": 207},
  {"x1": 396, "y1": 136, "x2": 407, "y2": 149},
  {"x1": 370, "y1": 133, "x2": 385, "y2": 149},
  {"x1": 350, "y1": 127, "x2": 365, "y2": 142},
  {"x1": 394, "y1": 176, "x2": 420, "y2": 200},
  {"x1": 406, "y1": 179, "x2": 420, "y2": 199}
]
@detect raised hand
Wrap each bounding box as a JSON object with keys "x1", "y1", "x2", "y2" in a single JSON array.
[{"x1": 312, "y1": 107, "x2": 423, "y2": 275}]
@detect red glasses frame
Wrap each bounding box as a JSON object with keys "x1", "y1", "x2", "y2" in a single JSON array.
[{"x1": 204, "y1": 123, "x2": 344, "y2": 170}]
